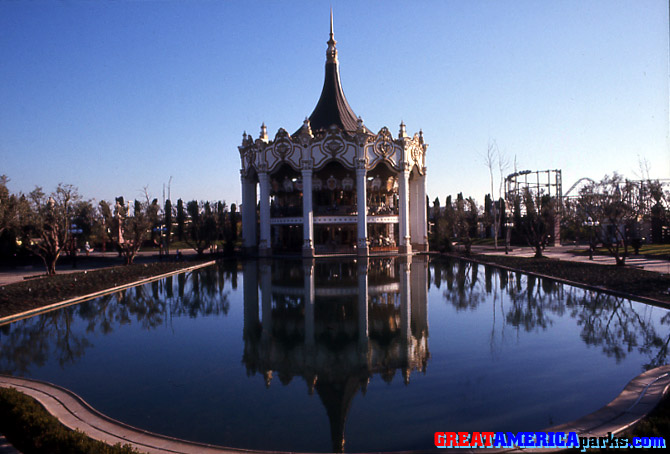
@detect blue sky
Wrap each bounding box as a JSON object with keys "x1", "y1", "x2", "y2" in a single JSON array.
[{"x1": 1, "y1": 0, "x2": 668, "y2": 207}]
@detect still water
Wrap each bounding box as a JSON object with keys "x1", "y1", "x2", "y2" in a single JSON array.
[{"x1": 1, "y1": 256, "x2": 669, "y2": 452}]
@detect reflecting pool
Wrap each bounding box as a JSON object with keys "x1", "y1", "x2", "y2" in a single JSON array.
[{"x1": 1, "y1": 256, "x2": 669, "y2": 452}]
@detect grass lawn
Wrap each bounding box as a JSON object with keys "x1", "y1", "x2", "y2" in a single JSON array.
[
  {"x1": 567, "y1": 243, "x2": 670, "y2": 261},
  {"x1": 637, "y1": 244, "x2": 670, "y2": 258},
  {"x1": 0, "y1": 258, "x2": 211, "y2": 319}
]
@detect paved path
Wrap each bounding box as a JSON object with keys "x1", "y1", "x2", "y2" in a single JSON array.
[
  {"x1": 470, "y1": 244, "x2": 670, "y2": 275},
  {"x1": 3, "y1": 247, "x2": 668, "y2": 288},
  {"x1": 0, "y1": 249, "x2": 203, "y2": 287},
  {"x1": 0, "y1": 375, "x2": 242, "y2": 454},
  {"x1": 2, "y1": 366, "x2": 669, "y2": 454}
]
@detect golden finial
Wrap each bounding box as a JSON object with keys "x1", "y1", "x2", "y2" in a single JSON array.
[
  {"x1": 399, "y1": 121, "x2": 407, "y2": 138},
  {"x1": 327, "y1": 8, "x2": 338, "y2": 63}
]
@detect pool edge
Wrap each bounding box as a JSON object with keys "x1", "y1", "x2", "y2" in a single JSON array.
[
  {"x1": 2, "y1": 365, "x2": 670, "y2": 453},
  {"x1": 0, "y1": 260, "x2": 217, "y2": 327}
]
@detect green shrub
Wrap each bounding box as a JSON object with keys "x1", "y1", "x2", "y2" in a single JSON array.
[
  {"x1": 0, "y1": 387, "x2": 140, "y2": 454},
  {"x1": 630, "y1": 393, "x2": 670, "y2": 437}
]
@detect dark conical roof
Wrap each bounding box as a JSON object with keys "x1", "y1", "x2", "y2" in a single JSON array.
[
  {"x1": 306, "y1": 12, "x2": 359, "y2": 135},
  {"x1": 315, "y1": 377, "x2": 361, "y2": 453},
  {"x1": 308, "y1": 61, "x2": 359, "y2": 134}
]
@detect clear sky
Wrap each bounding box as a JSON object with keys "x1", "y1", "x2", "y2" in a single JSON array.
[{"x1": 1, "y1": 0, "x2": 668, "y2": 207}]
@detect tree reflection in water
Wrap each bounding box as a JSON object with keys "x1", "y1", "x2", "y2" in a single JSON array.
[
  {"x1": 0, "y1": 263, "x2": 235, "y2": 375},
  {"x1": 431, "y1": 257, "x2": 670, "y2": 370},
  {"x1": 565, "y1": 289, "x2": 670, "y2": 368},
  {"x1": 0, "y1": 309, "x2": 90, "y2": 374},
  {"x1": 1, "y1": 258, "x2": 669, "y2": 452}
]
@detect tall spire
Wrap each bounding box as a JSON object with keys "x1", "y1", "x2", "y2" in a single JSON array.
[
  {"x1": 330, "y1": 7, "x2": 334, "y2": 39},
  {"x1": 299, "y1": 9, "x2": 359, "y2": 135},
  {"x1": 326, "y1": 7, "x2": 338, "y2": 63}
]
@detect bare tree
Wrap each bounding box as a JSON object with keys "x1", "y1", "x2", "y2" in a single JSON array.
[
  {"x1": 100, "y1": 193, "x2": 159, "y2": 265},
  {"x1": 633, "y1": 155, "x2": 652, "y2": 181},
  {"x1": 484, "y1": 140, "x2": 509, "y2": 249},
  {"x1": 633, "y1": 156, "x2": 668, "y2": 246},
  {"x1": 24, "y1": 184, "x2": 80, "y2": 275},
  {"x1": 519, "y1": 188, "x2": 556, "y2": 258},
  {"x1": 578, "y1": 173, "x2": 638, "y2": 266}
]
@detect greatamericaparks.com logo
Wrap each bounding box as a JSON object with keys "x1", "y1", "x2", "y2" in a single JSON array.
[{"x1": 434, "y1": 431, "x2": 666, "y2": 450}]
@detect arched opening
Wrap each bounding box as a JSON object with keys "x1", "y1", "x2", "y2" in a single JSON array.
[
  {"x1": 313, "y1": 161, "x2": 356, "y2": 216},
  {"x1": 313, "y1": 161, "x2": 357, "y2": 254},
  {"x1": 270, "y1": 164, "x2": 302, "y2": 218},
  {"x1": 367, "y1": 223, "x2": 398, "y2": 249},
  {"x1": 269, "y1": 164, "x2": 303, "y2": 252},
  {"x1": 366, "y1": 162, "x2": 398, "y2": 216},
  {"x1": 366, "y1": 162, "x2": 399, "y2": 252}
]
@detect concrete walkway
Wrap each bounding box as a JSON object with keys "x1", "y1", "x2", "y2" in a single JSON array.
[
  {"x1": 3, "y1": 246, "x2": 668, "y2": 288},
  {"x1": 470, "y1": 244, "x2": 670, "y2": 275},
  {"x1": 0, "y1": 249, "x2": 204, "y2": 287},
  {"x1": 0, "y1": 375, "x2": 241, "y2": 454},
  {"x1": 2, "y1": 366, "x2": 669, "y2": 453}
]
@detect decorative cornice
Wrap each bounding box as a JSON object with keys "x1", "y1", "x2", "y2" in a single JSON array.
[{"x1": 240, "y1": 125, "x2": 427, "y2": 176}]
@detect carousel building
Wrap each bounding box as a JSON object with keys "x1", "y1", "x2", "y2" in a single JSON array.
[{"x1": 239, "y1": 15, "x2": 428, "y2": 257}]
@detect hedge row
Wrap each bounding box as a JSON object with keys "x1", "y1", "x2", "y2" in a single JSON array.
[{"x1": 0, "y1": 387, "x2": 140, "y2": 454}]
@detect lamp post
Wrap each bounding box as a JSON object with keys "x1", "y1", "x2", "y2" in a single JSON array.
[
  {"x1": 505, "y1": 220, "x2": 514, "y2": 254},
  {"x1": 583, "y1": 217, "x2": 599, "y2": 260},
  {"x1": 69, "y1": 223, "x2": 83, "y2": 268},
  {"x1": 153, "y1": 225, "x2": 167, "y2": 260}
]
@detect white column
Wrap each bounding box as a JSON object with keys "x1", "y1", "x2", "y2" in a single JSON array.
[
  {"x1": 304, "y1": 260, "x2": 315, "y2": 348},
  {"x1": 241, "y1": 173, "x2": 258, "y2": 250},
  {"x1": 356, "y1": 161, "x2": 369, "y2": 255},
  {"x1": 243, "y1": 260, "x2": 259, "y2": 339},
  {"x1": 400, "y1": 256, "x2": 412, "y2": 384},
  {"x1": 418, "y1": 169, "x2": 428, "y2": 250},
  {"x1": 409, "y1": 176, "x2": 418, "y2": 247},
  {"x1": 357, "y1": 259, "x2": 369, "y2": 354},
  {"x1": 302, "y1": 165, "x2": 314, "y2": 257},
  {"x1": 258, "y1": 171, "x2": 271, "y2": 256},
  {"x1": 399, "y1": 166, "x2": 412, "y2": 254},
  {"x1": 411, "y1": 255, "x2": 429, "y2": 337}
]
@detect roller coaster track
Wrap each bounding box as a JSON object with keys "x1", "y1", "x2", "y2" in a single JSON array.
[{"x1": 564, "y1": 177, "x2": 596, "y2": 197}]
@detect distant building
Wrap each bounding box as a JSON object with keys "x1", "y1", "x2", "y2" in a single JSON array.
[{"x1": 239, "y1": 14, "x2": 427, "y2": 257}]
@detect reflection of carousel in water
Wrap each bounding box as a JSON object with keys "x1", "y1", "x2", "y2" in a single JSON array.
[{"x1": 242, "y1": 256, "x2": 429, "y2": 453}]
